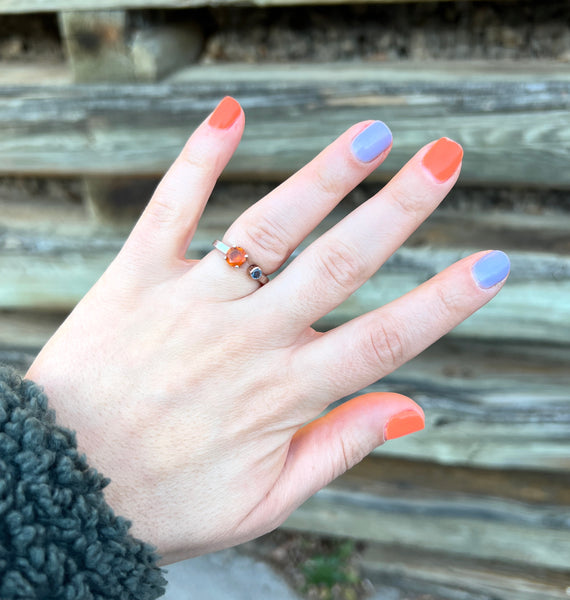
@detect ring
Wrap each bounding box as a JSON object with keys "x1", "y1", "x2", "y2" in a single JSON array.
[{"x1": 213, "y1": 240, "x2": 269, "y2": 285}]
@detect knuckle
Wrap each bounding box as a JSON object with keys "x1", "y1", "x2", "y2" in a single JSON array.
[
  {"x1": 367, "y1": 319, "x2": 406, "y2": 373},
  {"x1": 313, "y1": 239, "x2": 364, "y2": 291},
  {"x1": 179, "y1": 145, "x2": 212, "y2": 172},
  {"x1": 245, "y1": 216, "x2": 292, "y2": 266},
  {"x1": 336, "y1": 436, "x2": 352, "y2": 476},
  {"x1": 144, "y1": 194, "x2": 179, "y2": 227},
  {"x1": 434, "y1": 284, "x2": 465, "y2": 320},
  {"x1": 337, "y1": 434, "x2": 364, "y2": 474},
  {"x1": 311, "y1": 172, "x2": 342, "y2": 202},
  {"x1": 388, "y1": 183, "x2": 428, "y2": 219}
]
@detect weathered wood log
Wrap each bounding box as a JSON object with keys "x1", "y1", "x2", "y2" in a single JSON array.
[
  {"x1": 2, "y1": 227, "x2": 569, "y2": 341},
  {"x1": 362, "y1": 340, "x2": 570, "y2": 470},
  {"x1": 59, "y1": 11, "x2": 203, "y2": 222},
  {"x1": 0, "y1": 311, "x2": 66, "y2": 351},
  {"x1": 2, "y1": 178, "x2": 570, "y2": 254},
  {"x1": 284, "y1": 456, "x2": 570, "y2": 570},
  {"x1": 2, "y1": 187, "x2": 570, "y2": 339},
  {"x1": 356, "y1": 543, "x2": 570, "y2": 600},
  {"x1": 131, "y1": 24, "x2": 203, "y2": 82},
  {"x1": 83, "y1": 176, "x2": 160, "y2": 223},
  {"x1": 0, "y1": 0, "x2": 530, "y2": 13},
  {"x1": 0, "y1": 64, "x2": 71, "y2": 86},
  {"x1": 59, "y1": 11, "x2": 136, "y2": 83},
  {"x1": 59, "y1": 12, "x2": 203, "y2": 83},
  {"x1": 0, "y1": 62, "x2": 568, "y2": 187}
]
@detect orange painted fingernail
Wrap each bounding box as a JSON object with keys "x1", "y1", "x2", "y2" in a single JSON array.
[
  {"x1": 209, "y1": 96, "x2": 241, "y2": 130},
  {"x1": 422, "y1": 137, "x2": 463, "y2": 182},
  {"x1": 384, "y1": 409, "x2": 425, "y2": 441}
]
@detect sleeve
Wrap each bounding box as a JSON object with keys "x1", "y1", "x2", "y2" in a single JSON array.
[{"x1": 0, "y1": 365, "x2": 167, "y2": 599}]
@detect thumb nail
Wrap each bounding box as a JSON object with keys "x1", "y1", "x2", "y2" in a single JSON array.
[{"x1": 384, "y1": 409, "x2": 425, "y2": 441}]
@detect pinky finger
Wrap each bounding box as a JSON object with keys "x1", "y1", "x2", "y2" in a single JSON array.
[{"x1": 296, "y1": 250, "x2": 511, "y2": 408}]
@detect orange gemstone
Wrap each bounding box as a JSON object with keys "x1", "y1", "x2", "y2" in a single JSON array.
[{"x1": 226, "y1": 246, "x2": 247, "y2": 267}]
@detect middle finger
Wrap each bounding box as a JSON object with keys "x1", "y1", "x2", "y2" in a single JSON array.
[
  {"x1": 261, "y1": 137, "x2": 464, "y2": 330},
  {"x1": 213, "y1": 120, "x2": 393, "y2": 278}
]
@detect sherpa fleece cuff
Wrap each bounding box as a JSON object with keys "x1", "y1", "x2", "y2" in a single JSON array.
[{"x1": 0, "y1": 365, "x2": 167, "y2": 599}]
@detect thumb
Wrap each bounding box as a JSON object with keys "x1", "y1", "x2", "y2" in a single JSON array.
[{"x1": 244, "y1": 393, "x2": 424, "y2": 533}]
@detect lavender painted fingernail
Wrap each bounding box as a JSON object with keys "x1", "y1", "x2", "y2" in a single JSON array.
[
  {"x1": 472, "y1": 251, "x2": 511, "y2": 289},
  {"x1": 351, "y1": 121, "x2": 393, "y2": 163}
]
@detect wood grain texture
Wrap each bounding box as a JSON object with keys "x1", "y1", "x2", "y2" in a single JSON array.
[
  {"x1": 356, "y1": 543, "x2": 570, "y2": 600},
  {"x1": 59, "y1": 11, "x2": 135, "y2": 83},
  {"x1": 286, "y1": 489, "x2": 570, "y2": 570},
  {"x1": 360, "y1": 340, "x2": 570, "y2": 470},
  {"x1": 2, "y1": 236, "x2": 569, "y2": 342},
  {"x1": 0, "y1": 311, "x2": 66, "y2": 350},
  {"x1": 0, "y1": 236, "x2": 570, "y2": 343},
  {"x1": 59, "y1": 12, "x2": 204, "y2": 83},
  {"x1": 0, "y1": 0, "x2": 523, "y2": 13},
  {"x1": 2, "y1": 189, "x2": 570, "y2": 340},
  {"x1": 130, "y1": 24, "x2": 204, "y2": 82},
  {"x1": 284, "y1": 457, "x2": 570, "y2": 570},
  {"x1": 0, "y1": 62, "x2": 568, "y2": 187},
  {"x1": 0, "y1": 63, "x2": 71, "y2": 86}
]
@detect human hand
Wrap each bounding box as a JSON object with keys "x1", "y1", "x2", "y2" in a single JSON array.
[{"x1": 26, "y1": 97, "x2": 510, "y2": 564}]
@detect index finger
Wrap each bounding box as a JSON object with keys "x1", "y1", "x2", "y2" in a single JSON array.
[{"x1": 121, "y1": 97, "x2": 245, "y2": 272}]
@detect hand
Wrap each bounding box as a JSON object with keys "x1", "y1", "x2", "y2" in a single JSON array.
[{"x1": 26, "y1": 97, "x2": 509, "y2": 564}]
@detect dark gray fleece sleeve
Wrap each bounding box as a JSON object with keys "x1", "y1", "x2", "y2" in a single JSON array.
[{"x1": 0, "y1": 365, "x2": 167, "y2": 599}]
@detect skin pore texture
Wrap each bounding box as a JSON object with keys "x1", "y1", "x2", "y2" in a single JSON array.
[{"x1": 26, "y1": 97, "x2": 509, "y2": 565}]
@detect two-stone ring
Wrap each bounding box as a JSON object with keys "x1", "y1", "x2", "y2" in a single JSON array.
[{"x1": 213, "y1": 240, "x2": 269, "y2": 285}]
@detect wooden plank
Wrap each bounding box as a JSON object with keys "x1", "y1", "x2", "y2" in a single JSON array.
[
  {"x1": 0, "y1": 0, "x2": 527, "y2": 14},
  {"x1": 356, "y1": 544, "x2": 570, "y2": 600},
  {"x1": 2, "y1": 232, "x2": 570, "y2": 341},
  {"x1": 0, "y1": 63, "x2": 568, "y2": 187},
  {"x1": 360, "y1": 340, "x2": 570, "y2": 471},
  {"x1": 285, "y1": 457, "x2": 570, "y2": 585},
  {"x1": 284, "y1": 472, "x2": 570, "y2": 570},
  {"x1": 0, "y1": 63, "x2": 71, "y2": 86},
  {"x1": 0, "y1": 185, "x2": 89, "y2": 233},
  {"x1": 131, "y1": 24, "x2": 203, "y2": 82},
  {"x1": 3, "y1": 178, "x2": 570, "y2": 254},
  {"x1": 0, "y1": 311, "x2": 66, "y2": 350},
  {"x1": 83, "y1": 176, "x2": 161, "y2": 223},
  {"x1": 59, "y1": 11, "x2": 135, "y2": 83},
  {"x1": 340, "y1": 455, "x2": 570, "y2": 507},
  {"x1": 59, "y1": 12, "x2": 204, "y2": 83},
  {"x1": 59, "y1": 12, "x2": 203, "y2": 222},
  {"x1": 2, "y1": 191, "x2": 570, "y2": 339}
]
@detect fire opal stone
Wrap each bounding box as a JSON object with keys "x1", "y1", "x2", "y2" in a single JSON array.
[{"x1": 226, "y1": 246, "x2": 247, "y2": 267}]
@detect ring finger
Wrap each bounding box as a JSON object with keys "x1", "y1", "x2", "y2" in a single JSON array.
[{"x1": 194, "y1": 119, "x2": 393, "y2": 297}]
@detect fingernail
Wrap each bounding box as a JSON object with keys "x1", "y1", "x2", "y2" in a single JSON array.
[
  {"x1": 422, "y1": 137, "x2": 463, "y2": 182},
  {"x1": 351, "y1": 121, "x2": 393, "y2": 163},
  {"x1": 209, "y1": 96, "x2": 241, "y2": 130},
  {"x1": 472, "y1": 250, "x2": 511, "y2": 289},
  {"x1": 384, "y1": 409, "x2": 425, "y2": 441}
]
